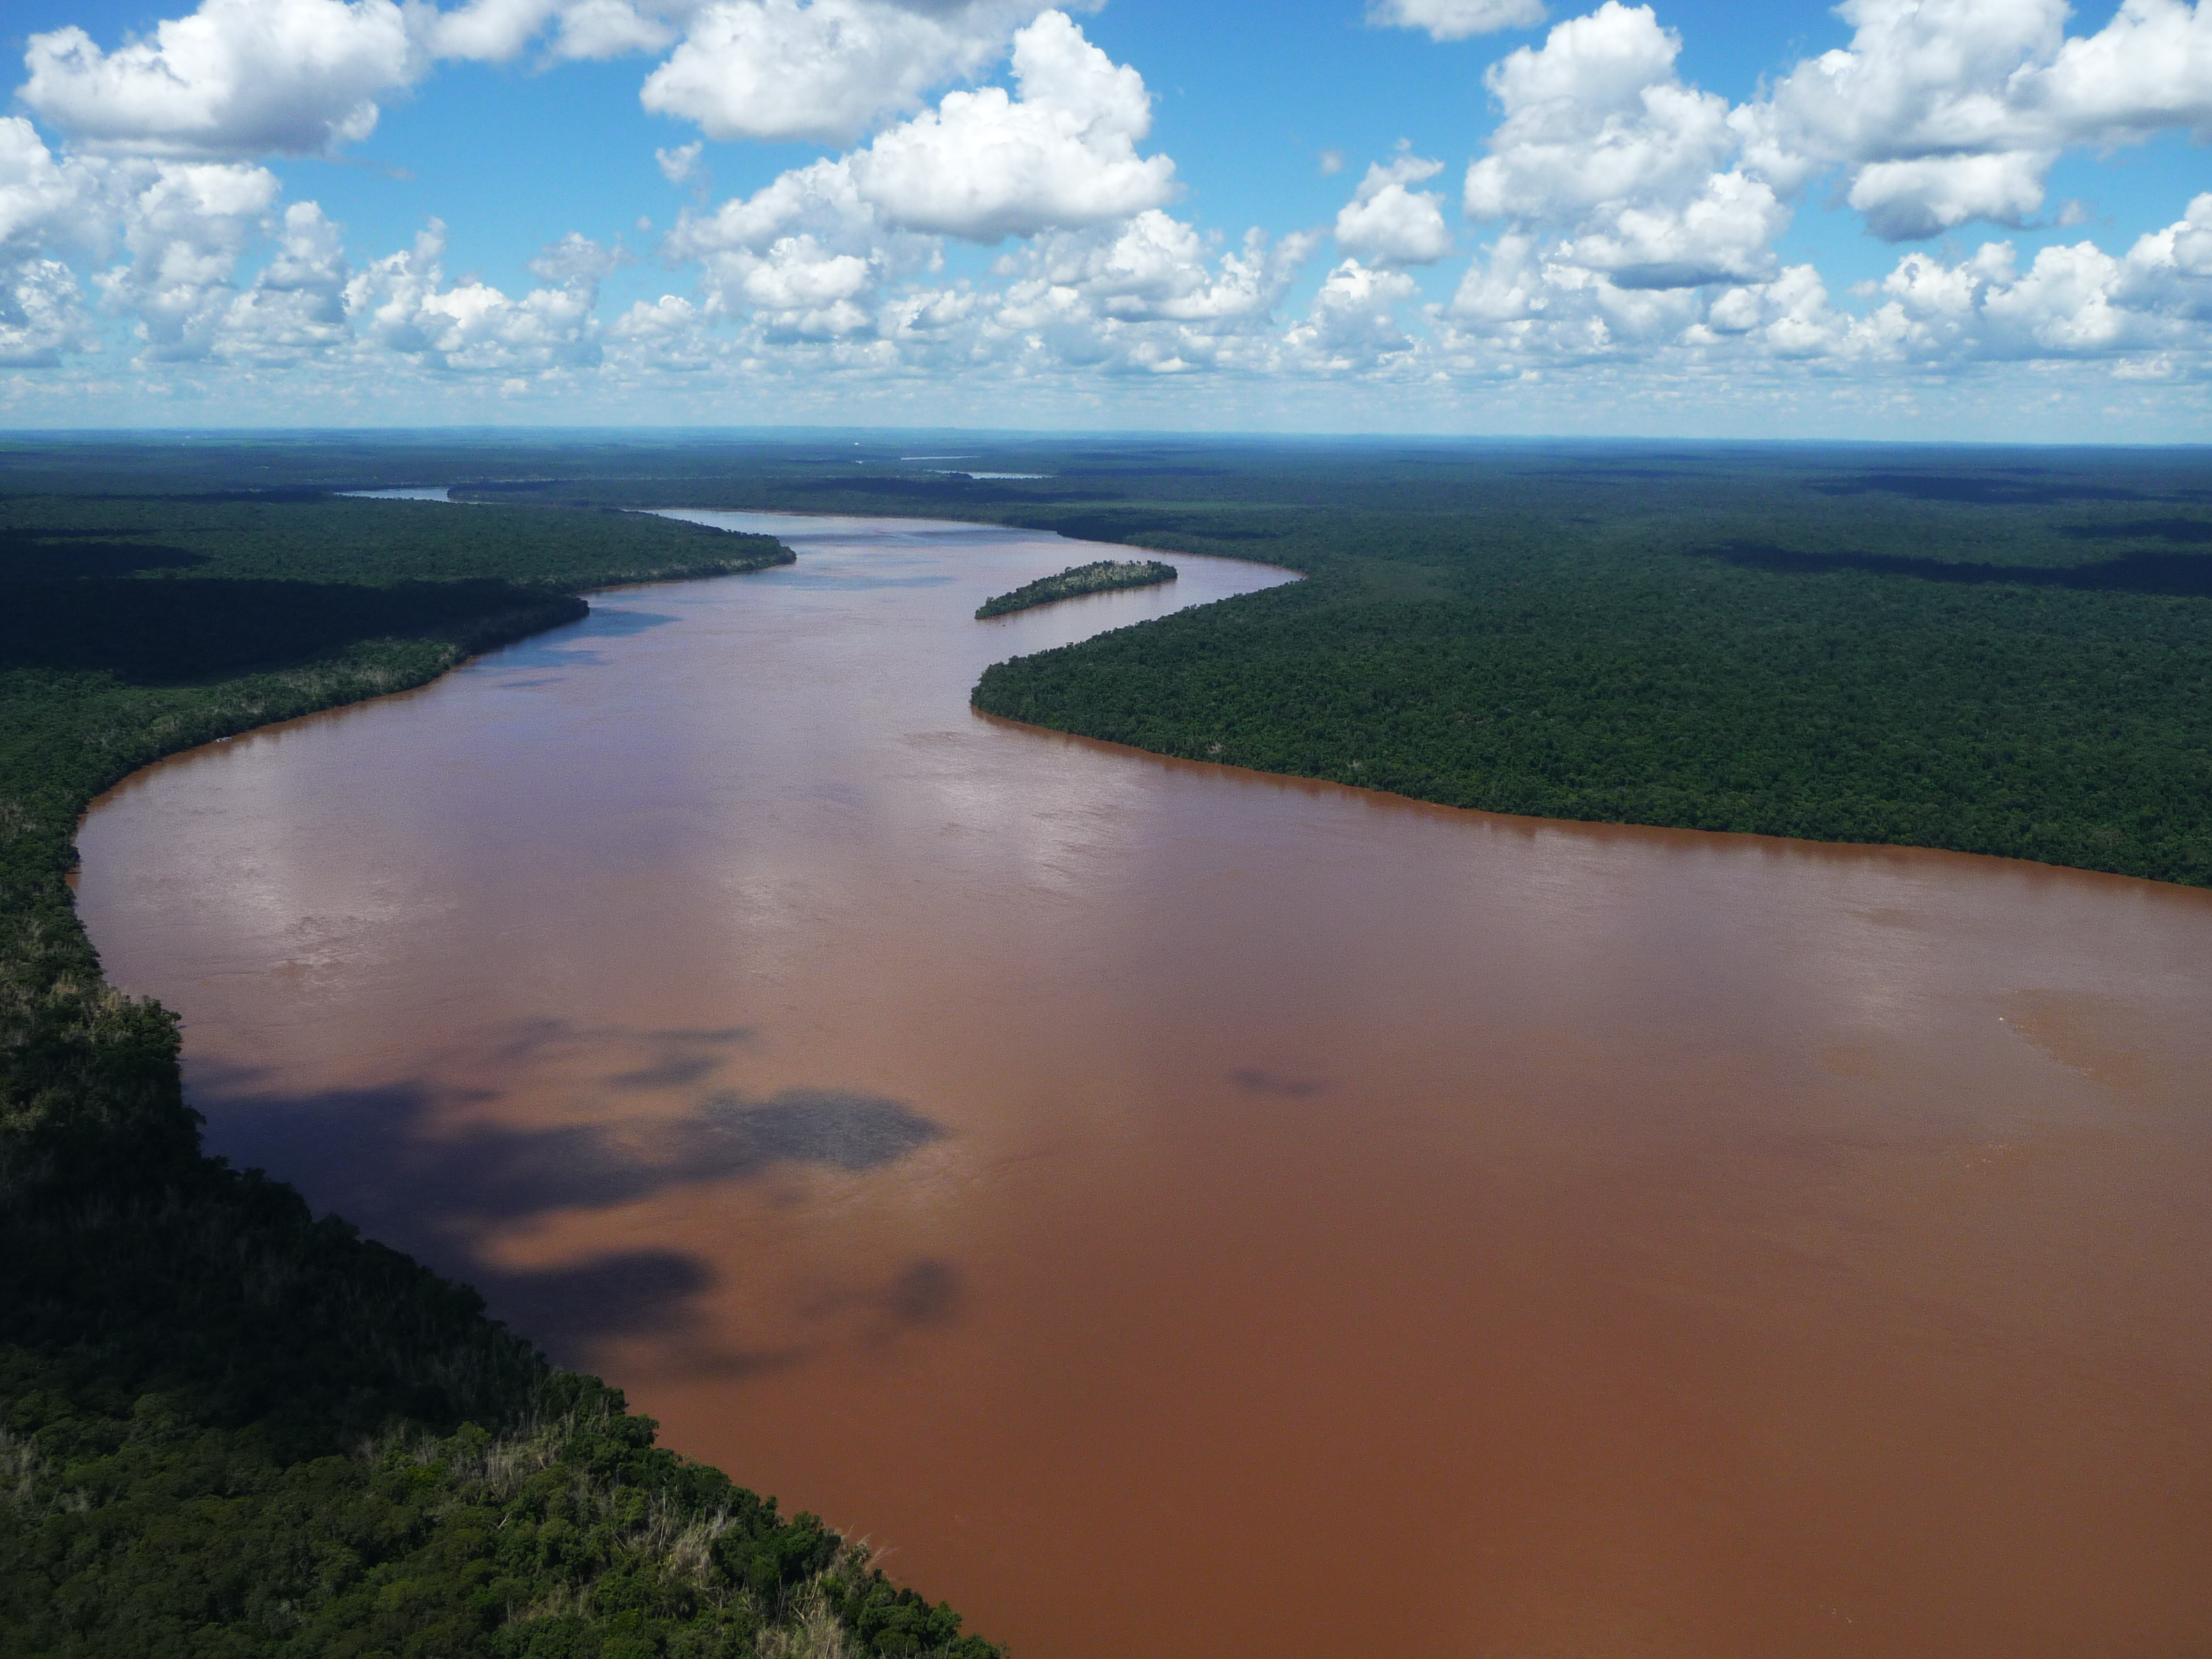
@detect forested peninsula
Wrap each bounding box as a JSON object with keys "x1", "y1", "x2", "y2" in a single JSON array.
[
  {"x1": 255, "y1": 432, "x2": 2206, "y2": 889},
  {"x1": 0, "y1": 485, "x2": 1000, "y2": 1658},
  {"x1": 974, "y1": 559, "x2": 1176, "y2": 618}
]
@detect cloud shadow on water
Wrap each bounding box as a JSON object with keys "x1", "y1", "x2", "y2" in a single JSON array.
[
  {"x1": 484, "y1": 606, "x2": 680, "y2": 671},
  {"x1": 1229, "y1": 1067, "x2": 1330, "y2": 1099},
  {"x1": 187, "y1": 1041, "x2": 949, "y2": 1374}
]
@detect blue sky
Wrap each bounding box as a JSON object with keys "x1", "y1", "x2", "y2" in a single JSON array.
[{"x1": 4, "y1": 0, "x2": 2212, "y2": 436}]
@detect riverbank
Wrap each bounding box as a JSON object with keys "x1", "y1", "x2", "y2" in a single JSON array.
[
  {"x1": 408, "y1": 437, "x2": 2212, "y2": 888},
  {"x1": 0, "y1": 495, "x2": 1002, "y2": 1658},
  {"x1": 975, "y1": 557, "x2": 1176, "y2": 618},
  {"x1": 71, "y1": 506, "x2": 2212, "y2": 1658}
]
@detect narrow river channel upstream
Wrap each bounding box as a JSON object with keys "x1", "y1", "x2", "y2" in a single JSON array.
[{"x1": 76, "y1": 513, "x2": 2212, "y2": 1657}]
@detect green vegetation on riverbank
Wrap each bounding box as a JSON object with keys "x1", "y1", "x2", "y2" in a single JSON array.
[
  {"x1": 954, "y1": 448, "x2": 2212, "y2": 887},
  {"x1": 1, "y1": 488, "x2": 1000, "y2": 1657},
  {"x1": 184, "y1": 431, "x2": 2199, "y2": 886},
  {"x1": 975, "y1": 559, "x2": 1176, "y2": 618},
  {"x1": 5, "y1": 434, "x2": 2204, "y2": 890}
]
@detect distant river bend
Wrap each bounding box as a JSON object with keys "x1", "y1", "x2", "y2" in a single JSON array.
[{"x1": 77, "y1": 511, "x2": 2212, "y2": 1658}]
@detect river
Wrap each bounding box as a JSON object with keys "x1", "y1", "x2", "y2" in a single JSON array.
[{"x1": 75, "y1": 513, "x2": 2212, "y2": 1657}]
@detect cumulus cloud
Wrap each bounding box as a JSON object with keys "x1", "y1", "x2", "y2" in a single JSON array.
[
  {"x1": 1, "y1": 113, "x2": 357, "y2": 363},
  {"x1": 1463, "y1": 3, "x2": 1785, "y2": 287},
  {"x1": 21, "y1": 0, "x2": 420, "y2": 158},
  {"x1": 11, "y1": 0, "x2": 2212, "y2": 404},
  {"x1": 1848, "y1": 196, "x2": 2212, "y2": 360},
  {"x1": 1021, "y1": 210, "x2": 1315, "y2": 322},
  {"x1": 213, "y1": 199, "x2": 353, "y2": 358},
  {"x1": 1432, "y1": 188, "x2": 2212, "y2": 378},
  {"x1": 1334, "y1": 154, "x2": 1453, "y2": 265},
  {"x1": 93, "y1": 160, "x2": 283, "y2": 359},
  {"x1": 663, "y1": 156, "x2": 923, "y2": 338},
  {"x1": 17, "y1": 0, "x2": 1062, "y2": 163},
  {"x1": 975, "y1": 219, "x2": 1315, "y2": 374},
  {"x1": 2038, "y1": 0, "x2": 2212, "y2": 138},
  {"x1": 849, "y1": 11, "x2": 1176, "y2": 240},
  {"x1": 529, "y1": 228, "x2": 625, "y2": 285},
  {"x1": 0, "y1": 119, "x2": 96, "y2": 253},
  {"x1": 1695, "y1": 264, "x2": 1844, "y2": 358},
  {"x1": 346, "y1": 221, "x2": 608, "y2": 371},
  {"x1": 1283, "y1": 257, "x2": 1422, "y2": 369},
  {"x1": 2117, "y1": 191, "x2": 2212, "y2": 313},
  {"x1": 639, "y1": 0, "x2": 1049, "y2": 145},
  {"x1": 0, "y1": 260, "x2": 97, "y2": 366},
  {"x1": 1445, "y1": 232, "x2": 1704, "y2": 360},
  {"x1": 1367, "y1": 0, "x2": 1546, "y2": 41},
  {"x1": 609, "y1": 292, "x2": 721, "y2": 370},
  {"x1": 1845, "y1": 152, "x2": 2053, "y2": 243},
  {"x1": 1741, "y1": 0, "x2": 2212, "y2": 242}
]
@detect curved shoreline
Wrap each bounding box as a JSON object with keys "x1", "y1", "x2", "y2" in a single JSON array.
[
  {"x1": 972, "y1": 707, "x2": 2212, "y2": 898},
  {"x1": 68, "y1": 514, "x2": 2212, "y2": 1656}
]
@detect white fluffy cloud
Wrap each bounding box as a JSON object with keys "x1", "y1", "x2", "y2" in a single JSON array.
[
  {"x1": 1367, "y1": 0, "x2": 1546, "y2": 40},
  {"x1": 1283, "y1": 258, "x2": 1422, "y2": 369},
  {"x1": 21, "y1": 0, "x2": 419, "y2": 157},
  {"x1": 0, "y1": 118, "x2": 95, "y2": 253},
  {"x1": 849, "y1": 12, "x2": 1175, "y2": 240},
  {"x1": 0, "y1": 260, "x2": 95, "y2": 366},
  {"x1": 346, "y1": 222, "x2": 609, "y2": 371},
  {"x1": 93, "y1": 160, "x2": 283, "y2": 359},
  {"x1": 0, "y1": 115, "x2": 359, "y2": 365},
  {"x1": 1849, "y1": 195, "x2": 2212, "y2": 360},
  {"x1": 957, "y1": 211, "x2": 1313, "y2": 374},
  {"x1": 1742, "y1": 0, "x2": 2212, "y2": 241},
  {"x1": 1464, "y1": 3, "x2": 1786, "y2": 287},
  {"x1": 664, "y1": 157, "x2": 917, "y2": 339},
  {"x1": 2039, "y1": 0, "x2": 2212, "y2": 138},
  {"x1": 639, "y1": 0, "x2": 1048, "y2": 145},
  {"x1": 10, "y1": 0, "x2": 2212, "y2": 410},
  {"x1": 1432, "y1": 191, "x2": 2212, "y2": 379},
  {"x1": 609, "y1": 293, "x2": 721, "y2": 371},
  {"x1": 15, "y1": 0, "x2": 1066, "y2": 162},
  {"x1": 1020, "y1": 211, "x2": 1313, "y2": 323},
  {"x1": 1334, "y1": 155, "x2": 1454, "y2": 265},
  {"x1": 212, "y1": 200, "x2": 353, "y2": 358},
  {"x1": 1446, "y1": 232, "x2": 1704, "y2": 361}
]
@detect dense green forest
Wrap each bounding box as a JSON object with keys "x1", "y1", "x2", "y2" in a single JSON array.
[
  {"x1": 2, "y1": 425, "x2": 2207, "y2": 1647},
  {"x1": 4, "y1": 435, "x2": 2204, "y2": 886},
  {"x1": 1, "y1": 486, "x2": 999, "y2": 1657},
  {"x1": 94, "y1": 429, "x2": 2193, "y2": 886},
  {"x1": 974, "y1": 559, "x2": 1176, "y2": 619}
]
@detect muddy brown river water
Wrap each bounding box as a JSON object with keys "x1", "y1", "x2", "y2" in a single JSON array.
[{"x1": 76, "y1": 513, "x2": 2212, "y2": 1657}]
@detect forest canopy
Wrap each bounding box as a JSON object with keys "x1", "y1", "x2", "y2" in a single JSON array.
[
  {"x1": 975, "y1": 559, "x2": 1176, "y2": 618},
  {"x1": 0, "y1": 477, "x2": 997, "y2": 1658},
  {"x1": 4, "y1": 426, "x2": 2209, "y2": 1652},
  {"x1": 97, "y1": 429, "x2": 2194, "y2": 888}
]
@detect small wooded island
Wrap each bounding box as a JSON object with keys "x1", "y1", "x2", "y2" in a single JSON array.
[{"x1": 975, "y1": 558, "x2": 1176, "y2": 618}]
